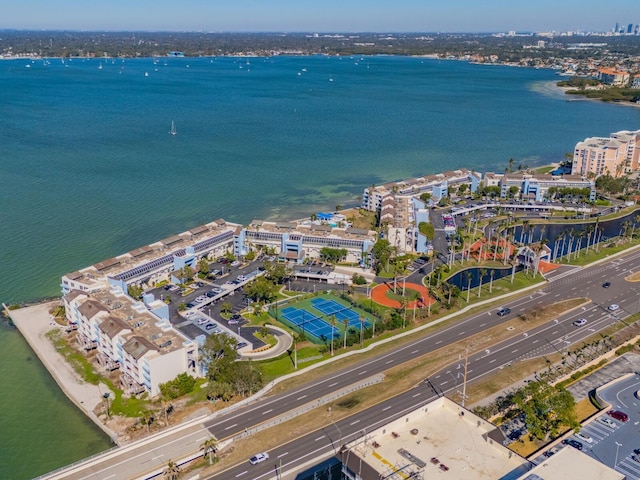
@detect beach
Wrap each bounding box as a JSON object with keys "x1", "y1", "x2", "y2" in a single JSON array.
[{"x1": 4, "y1": 302, "x2": 119, "y2": 442}]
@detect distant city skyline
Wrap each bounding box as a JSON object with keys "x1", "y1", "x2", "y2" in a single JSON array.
[{"x1": 0, "y1": 0, "x2": 638, "y2": 33}]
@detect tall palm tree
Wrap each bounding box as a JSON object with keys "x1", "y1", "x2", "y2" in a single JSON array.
[
  {"x1": 163, "y1": 460, "x2": 181, "y2": 480},
  {"x1": 342, "y1": 318, "x2": 349, "y2": 349},
  {"x1": 400, "y1": 298, "x2": 408, "y2": 328},
  {"x1": 329, "y1": 315, "x2": 337, "y2": 356},
  {"x1": 489, "y1": 269, "x2": 495, "y2": 293},
  {"x1": 552, "y1": 233, "x2": 562, "y2": 262},
  {"x1": 465, "y1": 271, "x2": 473, "y2": 303},
  {"x1": 201, "y1": 437, "x2": 218, "y2": 465},
  {"x1": 359, "y1": 316, "x2": 365, "y2": 346},
  {"x1": 477, "y1": 268, "x2": 487, "y2": 297}
]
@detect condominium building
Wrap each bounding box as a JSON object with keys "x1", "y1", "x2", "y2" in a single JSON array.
[
  {"x1": 597, "y1": 67, "x2": 630, "y2": 86},
  {"x1": 239, "y1": 220, "x2": 376, "y2": 266},
  {"x1": 572, "y1": 130, "x2": 640, "y2": 177},
  {"x1": 495, "y1": 173, "x2": 596, "y2": 201},
  {"x1": 64, "y1": 288, "x2": 199, "y2": 396},
  {"x1": 360, "y1": 169, "x2": 481, "y2": 214}
]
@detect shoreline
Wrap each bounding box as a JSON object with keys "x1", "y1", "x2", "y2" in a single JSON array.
[{"x1": 3, "y1": 302, "x2": 119, "y2": 443}]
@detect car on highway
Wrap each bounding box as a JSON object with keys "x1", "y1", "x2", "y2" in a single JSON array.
[
  {"x1": 608, "y1": 304, "x2": 620, "y2": 311},
  {"x1": 562, "y1": 439, "x2": 583, "y2": 450},
  {"x1": 602, "y1": 281, "x2": 611, "y2": 288},
  {"x1": 608, "y1": 410, "x2": 629, "y2": 422},
  {"x1": 249, "y1": 452, "x2": 269, "y2": 465},
  {"x1": 575, "y1": 431, "x2": 593, "y2": 443},
  {"x1": 597, "y1": 416, "x2": 616, "y2": 428},
  {"x1": 573, "y1": 318, "x2": 587, "y2": 327},
  {"x1": 496, "y1": 307, "x2": 511, "y2": 317}
]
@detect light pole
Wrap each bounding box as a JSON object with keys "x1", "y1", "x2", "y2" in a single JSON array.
[
  {"x1": 103, "y1": 392, "x2": 111, "y2": 419},
  {"x1": 615, "y1": 441, "x2": 622, "y2": 467}
]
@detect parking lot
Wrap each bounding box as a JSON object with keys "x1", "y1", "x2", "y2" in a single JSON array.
[{"x1": 534, "y1": 374, "x2": 640, "y2": 478}]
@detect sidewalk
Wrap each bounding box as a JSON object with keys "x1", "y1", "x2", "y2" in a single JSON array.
[{"x1": 4, "y1": 301, "x2": 118, "y2": 442}]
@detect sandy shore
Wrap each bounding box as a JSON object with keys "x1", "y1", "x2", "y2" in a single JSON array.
[{"x1": 4, "y1": 301, "x2": 119, "y2": 442}]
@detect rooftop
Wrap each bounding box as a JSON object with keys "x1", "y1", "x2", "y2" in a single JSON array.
[
  {"x1": 517, "y1": 446, "x2": 623, "y2": 480},
  {"x1": 339, "y1": 397, "x2": 529, "y2": 480}
]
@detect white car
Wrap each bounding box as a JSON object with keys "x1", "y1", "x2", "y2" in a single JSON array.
[
  {"x1": 249, "y1": 452, "x2": 269, "y2": 465},
  {"x1": 608, "y1": 304, "x2": 620, "y2": 311},
  {"x1": 573, "y1": 318, "x2": 587, "y2": 327},
  {"x1": 597, "y1": 416, "x2": 616, "y2": 428},
  {"x1": 575, "y1": 431, "x2": 593, "y2": 444}
]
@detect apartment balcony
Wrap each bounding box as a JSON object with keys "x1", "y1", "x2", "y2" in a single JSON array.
[{"x1": 120, "y1": 373, "x2": 147, "y2": 396}]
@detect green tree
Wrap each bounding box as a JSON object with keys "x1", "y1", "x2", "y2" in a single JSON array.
[
  {"x1": 128, "y1": 284, "x2": 144, "y2": 299},
  {"x1": 159, "y1": 373, "x2": 196, "y2": 400},
  {"x1": 200, "y1": 333, "x2": 237, "y2": 380},
  {"x1": 264, "y1": 261, "x2": 292, "y2": 284},
  {"x1": 198, "y1": 258, "x2": 210, "y2": 275},
  {"x1": 418, "y1": 222, "x2": 435, "y2": 241},
  {"x1": 181, "y1": 265, "x2": 194, "y2": 282},
  {"x1": 201, "y1": 437, "x2": 219, "y2": 465},
  {"x1": 163, "y1": 460, "x2": 181, "y2": 480},
  {"x1": 244, "y1": 276, "x2": 277, "y2": 303},
  {"x1": 419, "y1": 192, "x2": 432, "y2": 203},
  {"x1": 220, "y1": 302, "x2": 233, "y2": 314},
  {"x1": 372, "y1": 239, "x2": 394, "y2": 274},
  {"x1": 513, "y1": 381, "x2": 578, "y2": 441}
]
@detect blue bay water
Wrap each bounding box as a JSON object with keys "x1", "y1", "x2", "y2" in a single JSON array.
[{"x1": 0, "y1": 55, "x2": 638, "y2": 478}]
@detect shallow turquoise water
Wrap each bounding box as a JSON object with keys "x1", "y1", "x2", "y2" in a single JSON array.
[{"x1": 0, "y1": 56, "x2": 638, "y2": 478}]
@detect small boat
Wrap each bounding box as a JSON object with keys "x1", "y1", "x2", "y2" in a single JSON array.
[{"x1": 169, "y1": 121, "x2": 177, "y2": 136}]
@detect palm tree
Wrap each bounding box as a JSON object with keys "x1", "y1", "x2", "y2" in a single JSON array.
[
  {"x1": 163, "y1": 460, "x2": 181, "y2": 480},
  {"x1": 342, "y1": 318, "x2": 349, "y2": 349},
  {"x1": 477, "y1": 268, "x2": 487, "y2": 297},
  {"x1": 465, "y1": 271, "x2": 473, "y2": 303},
  {"x1": 359, "y1": 316, "x2": 366, "y2": 346},
  {"x1": 508, "y1": 157, "x2": 515, "y2": 173},
  {"x1": 201, "y1": 437, "x2": 219, "y2": 465},
  {"x1": 489, "y1": 269, "x2": 495, "y2": 293},
  {"x1": 329, "y1": 315, "x2": 337, "y2": 356},
  {"x1": 400, "y1": 298, "x2": 408, "y2": 329}
]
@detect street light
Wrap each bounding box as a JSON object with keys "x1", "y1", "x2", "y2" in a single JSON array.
[
  {"x1": 103, "y1": 392, "x2": 111, "y2": 419},
  {"x1": 615, "y1": 441, "x2": 622, "y2": 467}
]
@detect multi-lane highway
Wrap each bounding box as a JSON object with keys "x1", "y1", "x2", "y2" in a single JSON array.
[
  {"x1": 46, "y1": 248, "x2": 640, "y2": 480},
  {"x1": 207, "y1": 249, "x2": 640, "y2": 479}
]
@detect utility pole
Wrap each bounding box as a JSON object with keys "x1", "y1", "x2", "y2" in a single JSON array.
[{"x1": 461, "y1": 346, "x2": 469, "y2": 408}]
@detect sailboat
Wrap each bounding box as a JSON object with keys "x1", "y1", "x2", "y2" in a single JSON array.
[{"x1": 169, "y1": 121, "x2": 177, "y2": 136}]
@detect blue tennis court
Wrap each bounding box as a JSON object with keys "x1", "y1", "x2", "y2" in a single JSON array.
[
  {"x1": 310, "y1": 298, "x2": 369, "y2": 328},
  {"x1": 280, "y1": 306, "x2": 339, "y2": 340}
]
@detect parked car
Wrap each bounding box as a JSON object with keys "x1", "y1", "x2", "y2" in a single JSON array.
[
  {"x1": 573, "y1": 318, "x2": 587, "y2": 327},
  {"x1": 598, "y1": 416, "x2": 616, "y2": 428},
  {"x1": 602, "y1": 281, "x2": 611, "y2": 288},
  {"x1": 231, "y1": 261, "x2": 241, "y2": 267},
  {"x1": 608, "y1": 304, "x2": 620, "y2": 311},
  {"x1": 236, "y1": 342, "x2": 248, "y2": 350},
  {"x1": 249, "y1": 452, "x2": 269, "y2": 465},
  {"x1": 496, "y1": 307, "x2": 511, "y2": 317},
  {"x1": 205, "y1": 323, "x2": 219, "y2": 331},
  {"x1": 575, "y1": 431, "x2": 593, "y2": 444},
  {"x1": 608, "y1": 410, "x2": 629, "y2": 422},
  {"x1": 562, "y1": 439, "x2": 583, "y2": 450},
  {"x1": 228, "y1": 318, "x2": 240, "y2": 325}
]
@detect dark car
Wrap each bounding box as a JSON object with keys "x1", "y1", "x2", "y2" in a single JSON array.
[
  {"x1": 602, "y1": 281, "x2": 611, "y2": 288},
  {"x1": 562, "y1": 439, "x2": 583, "y2": 450},
  {"x1": 496, "y1": 307, "x2": 511, "y2": 317},
  {"x1": 186, "y1": 302, "x2": 197, "y2": 308},
  {"x1": 608, "y1": 410, "x2": 629, "y2": 422}
]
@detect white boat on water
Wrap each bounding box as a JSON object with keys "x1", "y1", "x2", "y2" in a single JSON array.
[{"x1": 169, "y1": 121, "x2": 177, "y2": 136}]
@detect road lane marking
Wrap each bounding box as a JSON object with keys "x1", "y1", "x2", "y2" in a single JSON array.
[
  {"x1": 329, "y1": 382, "x2": 338, "y2": 387},
  {"x1": 383, "y1": 406, "x2": 391, "y2": 411},
  {"x1": 386, "y1": 360, "x2": 394, "y2": 364},
  {"x1": 151, "y1": 455, "x2": 164, "y2": 460},
  {"x1": 277, "y1": 452, "x2": 288, "y2": 458},
  {"x1": 315, "y1": 435, "x2": 325, "y2": 441},
  {"x1": 262, "y1": 409, "x2": 272, "y2": 415},
  {"x1": 490, "y1": 359, "x2": 496, "y2": 363},
  {"x1": 224, "y1": 424, "x2": 237, "y2": 430},
  {"x1": 511, "y1": 349, "x2": 518, "y2": 353},
  {"x1": 532, "y1": 340, "x2": 538, "y2": 344},
  {"x1": 236, "y1": 471, "x2": 248, "y2": 477},
  {"x1": 351, "y1": 420, "x2": 360, "y2": 425},
  {"x1": 358, "y1": 370, "x2": 367, "y2": 375},
  {"x1": 435, "y1": 340, "x2": 442, "y2": 345},
  {"x1": 412, "y1": 393, "x2": 421, "y2": 398},
  {"x1": 411, "y1": 350, "x2": 419, "y2": 354},
  {"x1": 297, "y1": 395, "x2": 307, "y2": 400}
]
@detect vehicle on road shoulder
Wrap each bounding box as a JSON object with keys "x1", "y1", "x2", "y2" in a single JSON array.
[{"x1": 249, "y1": 452, "x2": 269, "y2": 465}]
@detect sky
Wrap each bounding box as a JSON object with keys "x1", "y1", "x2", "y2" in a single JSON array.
[{"x1": 0, "y1": 0, "x2": 637, "y2": 33}]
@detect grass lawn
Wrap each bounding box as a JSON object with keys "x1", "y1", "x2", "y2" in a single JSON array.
[{"x1": 562, "y1": 238, "x2": 640, "y2": 267}]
